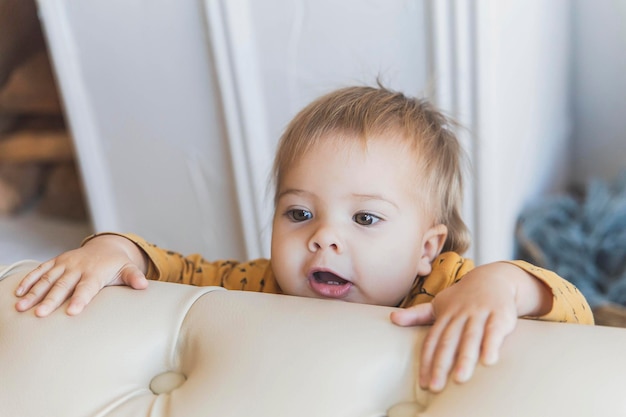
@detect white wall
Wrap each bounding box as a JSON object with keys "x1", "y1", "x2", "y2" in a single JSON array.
[
  {"x1": 37, "y1": 0, "x2": 246, "y2": 258},
  {"x1": 248, "y1": 0, "x2": 430, "y2": 140},
  {"x1": 473, "y1": 0, "x2": 572, "y2": 263},
  {"x1": 570, "y1": 0, "x2": 626, "y2": 185}
]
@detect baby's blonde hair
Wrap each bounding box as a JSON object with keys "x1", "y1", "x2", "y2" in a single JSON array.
[{"x1": 272, "y1": 85, "x2": 470, "y2": 254}]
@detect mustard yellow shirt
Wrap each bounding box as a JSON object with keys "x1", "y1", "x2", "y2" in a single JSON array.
[{"x1": 91, "y1": 233, "x2": 594, "y2": 324}]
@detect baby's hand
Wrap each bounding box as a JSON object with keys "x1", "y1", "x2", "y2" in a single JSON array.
[
  {"x1": 391, "y1": 262, "x2": 551, "y2": 392},
  {"x1": 15, "y1": 234, "x2": 149, "y2": 317}
]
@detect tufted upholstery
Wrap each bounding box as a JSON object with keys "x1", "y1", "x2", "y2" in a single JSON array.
[{"x1": 2, "y1": 260, "x2": 626, "y2": 417}]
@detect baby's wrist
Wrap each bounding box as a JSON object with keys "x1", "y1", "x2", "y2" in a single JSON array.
[
  {"x1": 500, "y1": 263, "x2": 552, "y2": 317},
  {"x1": 84, "y1": 234, "x2": 149, "y2": 274}
]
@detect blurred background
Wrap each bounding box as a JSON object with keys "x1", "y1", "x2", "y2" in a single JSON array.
[{"x1": 1, "y1": 0, "x2": 625, "y2": 274}]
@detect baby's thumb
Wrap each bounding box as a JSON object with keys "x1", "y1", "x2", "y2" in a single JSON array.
[
  {"x1": 390, "y1": 303, "x2": 435, "y2": 327},
  {"x1": 120, "y1": 265, "x2": 149, "y2": 290}
]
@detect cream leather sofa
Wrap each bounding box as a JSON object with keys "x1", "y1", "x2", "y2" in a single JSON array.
[{"x1": 2, "y1": 260, "x2": 626, "y2": 417}]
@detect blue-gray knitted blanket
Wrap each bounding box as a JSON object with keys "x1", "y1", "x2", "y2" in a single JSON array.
[{"x1": 516, "y1": 172, "x2": 626, "y2": 308}]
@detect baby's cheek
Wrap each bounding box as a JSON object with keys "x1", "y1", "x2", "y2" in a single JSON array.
[
  {"x1": 375, "y1": 268, "x2": 418, "y2": 306},
  {"x1": 271, "y1": 256, "x2": 300, "y2": 295}
]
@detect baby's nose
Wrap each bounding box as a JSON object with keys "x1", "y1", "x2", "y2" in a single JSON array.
[{"x1": 308, "y1": 224, "x2": 343, "y2": 253}]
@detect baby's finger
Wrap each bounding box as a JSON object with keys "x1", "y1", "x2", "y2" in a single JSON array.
[
  {"x1": 452, "y1": 316, "x2": 486, "y2": 383},
  {"x1": 419, "y1": 316, "x2": 452, "y2": 391},
  {"x1": 419, "y1": 320, "x2": 443, "y2": 390},
  {"x1": 14, "y1": 264, "x2": 66, "y2": 312},
  {"x1": 479, "y1": 313, "x2": 516, "y2": 366},
  {"x1": 390, "y1": 302, "x2": 435, "y2": 327},
  {"x1": 65, "y1": 265, "x2": 148, "y2": 315},
  {"x1": 15, "y1": 261, "x2": 54, "y2": 297},
  {"x1": 423, "y1": 317, "x2": 466, "y2": 392},
  {"x1": 32, "y1": 270, "x2": 83, "y2": 317},
  {"x1": 65, "y1": 273, "x2": 109, "y2": 315},
  {"x1": 119, "y1": 264, "x2": 149, "y2": 290}
]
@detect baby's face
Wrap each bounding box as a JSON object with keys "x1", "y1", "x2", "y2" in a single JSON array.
[{"x1": 270, "y1": 135, "x2": 446, "y2": 306}]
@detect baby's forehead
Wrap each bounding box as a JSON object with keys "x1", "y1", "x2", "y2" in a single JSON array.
[
  {"x1": 273, "y1": 129, "x2": 433, "y2": 192},
  {"x1": 282, "y1": 132, "x2": 425, "y2": 173},
  {"x1": 279, "y1": 136, "x2": 428, "y2": 190}
]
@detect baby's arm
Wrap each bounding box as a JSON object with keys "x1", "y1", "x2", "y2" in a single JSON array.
[
  {"x1": 391, "y1": 262, "x2": 554, "y2": 392},
  {"x1": 15, "y1": 234, "x2": 149, "y2": 317}
]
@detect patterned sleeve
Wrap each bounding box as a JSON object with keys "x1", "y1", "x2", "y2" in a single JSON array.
[
  {"x1": 399, "y1": 252, "x2": 475, "y2": 308},
  {"x1": 82, "y1": 232, "x2": 282, "y2": 294},
  {"x1": 401, "y1": 253, "x2": 594, "y2": 325},
  {"x1": 505, "y1": 260, "x2": 594, "y2": 325}
]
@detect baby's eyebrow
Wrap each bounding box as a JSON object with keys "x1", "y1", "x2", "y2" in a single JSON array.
[
  {"x1": 276, "y1": 188, "x2": 309, "y2": 201},
  {"x1": 351, "y1": 193, "x2": 399, "y2": 210}
]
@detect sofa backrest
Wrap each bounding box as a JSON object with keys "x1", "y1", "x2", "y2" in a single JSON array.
[{"x1": 2, "y1": 260, "x2": 626, "y2": 416}]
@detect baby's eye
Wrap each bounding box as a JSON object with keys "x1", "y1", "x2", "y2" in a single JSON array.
[
  {"x1": 286, "y1": 209, "x2": 313, "y2": 222},
  {"x1": 353, "y1": 212, "x2": 381, "y2": 226}
]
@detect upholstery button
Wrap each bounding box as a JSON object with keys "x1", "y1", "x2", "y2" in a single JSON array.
[
  {"x1": 387, "y1": 401, "x2": 423, "y2": 417},
  {"x1": 149, "y1": 371, "x2": 187, "y2": 394}
]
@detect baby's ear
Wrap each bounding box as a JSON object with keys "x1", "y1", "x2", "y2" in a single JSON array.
[{"x1": 416, "y1": 224, "x2": 448, "y2": 276}]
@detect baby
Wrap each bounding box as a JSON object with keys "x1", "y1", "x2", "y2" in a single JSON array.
[{"x1": 15, "y1": 85, "x2": 593, "y2": 393}]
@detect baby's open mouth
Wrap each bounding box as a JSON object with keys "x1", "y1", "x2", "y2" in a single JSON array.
[
  {"x1": 309, "y1": 270, "x2": 353, "y2": 299},
  {"x1": 313, "y1": 271, "x2": 350, "y2": 286}
]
